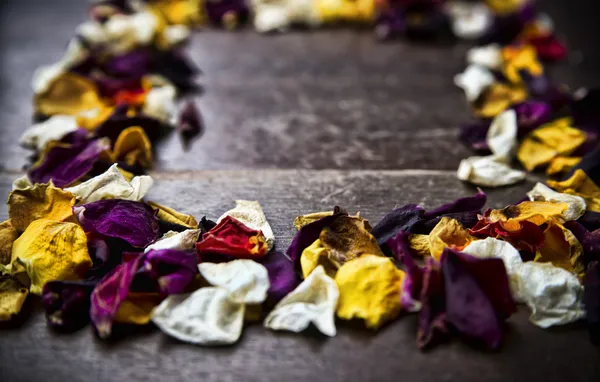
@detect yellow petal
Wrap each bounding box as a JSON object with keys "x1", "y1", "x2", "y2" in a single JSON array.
[
  {"x1": 546, "y1": 157, "x2": 582, "y2": 176},
  {"x1": 317, "y1": 0, "x2": 376, "y2": 24},
  {"x1": 8, "y1": 182, "x2": 76, "y2": 234},
  {"x1": 473, "y1": 83, "x2": 528, "y2": 118},
  {"x1": 76, "y1": 104, "x2": 115, "y2": 131},
  {"x1": 147, "y1": 201, "x2": 199, "y2": 229},
  {"x1": 428, "y1": 217, "x2": 474, "y2": 260},
  {"x1": 293, "y1": 211, "x2": 334, "y2": 230},
  {"x1": 300, "y1": 239, "x2": 338, "y2": 279},
  {"x1": 114, "y1": 293, "x2": 163, "y2": 325},
  {"x1": 0, "y1": 276, "x2": 28, "y2": 321},
  {"x1": 319, "y1": 215, "x2": 383, "y2": 267},
  {"x1": 534, "y1": 222, "x2": 585, "y2": 280},
  {"x1": 34, "y1": 72, "x2": 106, "y2": 116},
  {"x1": 335, "y1": 255, "x2": 404, "y2": 329},
  {"x1": 408, "y1": 234, "x2": 431, "y2": 257},
  {"x1": 488, "y1": 201, "x2": 569, "y2": 225},
  {"x1": 485, "y1": 0, "x2": 526, "y2": 15},
  {"x1": 11, "y1": 219, "x2": 92, "y2": 295},
  {"x1": 502, "y1": 45, "x2": 544, "y2": 85},
  {"x1": 0, "y1": 220, "x2": 18, "y2": 265},
  {"x1": 547, "y1": 169, "x2": 600, "y2": 212},
  {"x1": 110, "y1": 126, "x2": 153, "y2": 168},
  {"x1": 293, "y1": 211, "x2": 365, "y2": 230},
  {"x1": 148, "y1": 0, "x2": 205, "y2": 26},
  {"x1": 517, "y1": 119, "x2": 586, "y2": 171}
]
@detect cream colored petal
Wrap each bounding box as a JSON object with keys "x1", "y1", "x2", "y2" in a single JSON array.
[
  {"x1": 457, "y1": 155, "x2": 526, "y2": 187},
  {"x1": 487, "y1": 109, "x2": 517, "y2": 159},
  {"x1": 65, "y1": 164, "x2": 153, "y2": 203},
  {"x1": 467, "y1": 44, "x2": 502, "y2": 70},
  {"x1": 145, "y1": 229, "x2": 200, "y2": 253},
  {"x1": 527, "y1": 183, "x2": 586, "y2": 222},
  {"x1": 462, "y1": 238, "x2": 524, "y2": 301},
  {"x1": 163, "y1": 25, "x2": 191, "y2": 46},
  {"x1": 142, "y1": 85, "x2": 177, "y2": 123},
  {"x1": 31, "y1": 39, "x2": 88, "y2": 94},
  {"x1": 264, "y1": 265, "x2": 339, "y2": 337},
  {"x1": 446, "y1": 2, "x2": 493, "y2": 39},
  {"x1": 218, "y1": 200, "x2": 275, "y2": 251},
  {"x1": 516, "y1": 262, "x2": 585, "y2": 328},
  {"x1": 19, "y1": 115, "x2": 79, "y2": 151},
  {"x1": 454, "y1": 64, "x2": 495, "y2": 102},
  {"x1": 12, "y1": 175, "x2": 34, "y2": 191},
  {"x1": 198, "y1": 260, "x2": 270, "y2": 305},
  {"x1": 151, "y1": 287, "x2": 245, "y2": 345},
  {"x1": 252, "y1": 0, "x2": 322, "y2": 33},
  {"x1": 462, "y1": 237, "x2": 585, "y2": 328}
]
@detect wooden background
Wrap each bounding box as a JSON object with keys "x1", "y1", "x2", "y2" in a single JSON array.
[{"x1": 0, "y1": 1, "x2": 599, "y2": 381}]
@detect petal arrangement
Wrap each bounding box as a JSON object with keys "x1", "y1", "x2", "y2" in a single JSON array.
[{"x1": 1, "y1": 0, "x2": 599, "y2": 352}]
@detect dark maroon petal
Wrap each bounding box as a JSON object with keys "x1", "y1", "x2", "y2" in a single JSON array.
[
  {"x1": 578, "y1": 211, "x2": 600, "y2": 232},
  {"x1": 459, "y1": 121, "x2": 491, "y2": 152},
  {"x1": 28, "y1": 138, "x2": 109, "y2": 188},
  {"x1": 442, "y1": 250, "x2": 503, "y2": 350},
  {"x1": 204, "y1": 0, "x2": 249, "y2": 27},
  {"x1": 584, "y1": 261, "x2": 600, "y2": 345},
  {"x1": 258, "y1": 251, "x2": 301, "y2": 306},
  {"x1": 74, "y1": 200, "x2": 159, "y2": 248},
  {"x1": 567, "y1": 145, "x2": 600, "y2": 184},
  {"x1": 425, "y1": 189, "x2": 486, "y2": 219},
  {"x1": 95, "y1": 105, "x2": 173, "y2": 145},
  {"x1": 388, "y1": 231, "x2": 424, "y2": 303},
  {"x1": 417, "y1": 257, "x2": 446, "y2": 349},
  {"x1": 177, "y1": 101, "x2": 203, "y2": 150},
  {"x1": 372, "y1": 204, "x2": 426, "y2": 246},
  {"x1": 571, "y1": 88, "x2": 600, "y2": 126},
  {"x1": 42, "y1": 280, "x2": 96, "y2": 331},
  {"x1": 564, "y1": 221, "x2": 600, "y2": 266},
  {"x1": 143, "y1": 249, "x2": 198, "y2": 295}
]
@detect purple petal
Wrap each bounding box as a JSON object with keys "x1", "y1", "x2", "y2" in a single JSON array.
[
  {"x1": 28, "y1": 138, "x2": 109, "y2": 188},
  {"x1": 258, "y1": 251, "x2": 301, "y2": 306},
  {"x1": 425, "y1": 189, "x2": 486, "y2": 218},
  {"x1": 205, "y1": 0, "x2": 249, "y2": 27},
  {"x1": 512, "y1": 101, "x2": 552, "y2": 137},
  {"x1": 459, "y1": 121, "x2": 491, "y2": 152},
  {"x1": 95, "y1": 105, "x2": 173, "y2": 145},
  {"x1": 372, "y1": 204, "x2": 426, "y2": 246},
  {"x1": 442, "y1": 250, "x2": 503, "y2": 349},
  {"x1": 144, "y1": 249, "x2": 198, "y2": 295},
  {"x1": 74, "y1": 200, "x2": 159, "y2": 248},
  {"x1": 564, "y1": 221, "x2": 600, "y2": 266},
  {"x1": 417, "y1": 257, "x2": 446, "y2": 349},
  {"x1": 578, "y1": 212, "x2": 600, "y2": 232},
  {"x1": 90, "y1": 254, "x2": 146, "y2": 338},
  {"x1": 103, "y1": 49, "x2": 151, "y2": 79},
  {"x1": 42, "y1": 280, "x2": 97, "y2": 331}
]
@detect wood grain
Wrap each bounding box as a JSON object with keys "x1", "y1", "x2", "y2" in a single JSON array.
[{"x1": 1, "y1": 171, "x2": 599, "y2": 382}]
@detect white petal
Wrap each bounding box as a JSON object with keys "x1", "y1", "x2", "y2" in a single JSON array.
[
  {"x1": 252, "y1": 0, "x2": 321, "y2": 32},
  {"x1": 19, "y1": 115, "x2": 79, "y2": 151},
  {"x1": 467, "y1": 44, "x2": 502, "y2": 70},
  {"x1": 527, "y1": 183, "x2": 587, "y2": 222},
  {"x1": 12, "y1": 175, "x2": 34, "y2": 191},
  {"x1": 143, "y1": 85, "x2": 177, "y2": 123},
  {"x1": 145, "y1": 229, "x2": 200, "y2": 253},
  {"x1": 447, "y1": 2, "x2": 493, "y2": 39},
  {"x1": 64, "y1": 164, "x2": 153, "y2": 203},
  {"x1": 462, "y1": 237, "x2": 586, "y2": 328},
  {"x1": 454, "y1": 64, "x2": 495, "y2": 102},
  {"x1": 218, "y1": 200, "x2": 275, "y2": 251},
  {"x1": 163, "y1": 25, "x2": 191, "y2": 47},
  {"x1": 32, "y1": 39, "x2": 88, "y2": 94},
  {"x1": 151, "y1": 287, "x2": 245, "y2": 345},
  {"x1": 487, "y1": 109, "x2": 517, "y2": 159},
  {"x1": 463, "y1": 238, "x2": 524, "y2": 301},
  {"x1": 198, "y1": 260, "x2": 270, "y2": 305},
  {"x1": 264, "y1": 266, "x2": 339, "y2": 337},
  {"x1": 517, "y1": 262, "x2": 586, "y2": 328},
  {"x1": 457, "y1": 155, "x2": 526, "y2": 187}
]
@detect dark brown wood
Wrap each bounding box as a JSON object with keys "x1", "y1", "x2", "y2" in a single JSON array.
[{"x1": 1, "y1": 0, "x2": 600, "y2": 381}]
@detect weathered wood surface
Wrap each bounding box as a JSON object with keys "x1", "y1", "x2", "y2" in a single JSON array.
[{"x1": 1, "y1": 0, "x2": 600, "y2": 381}]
